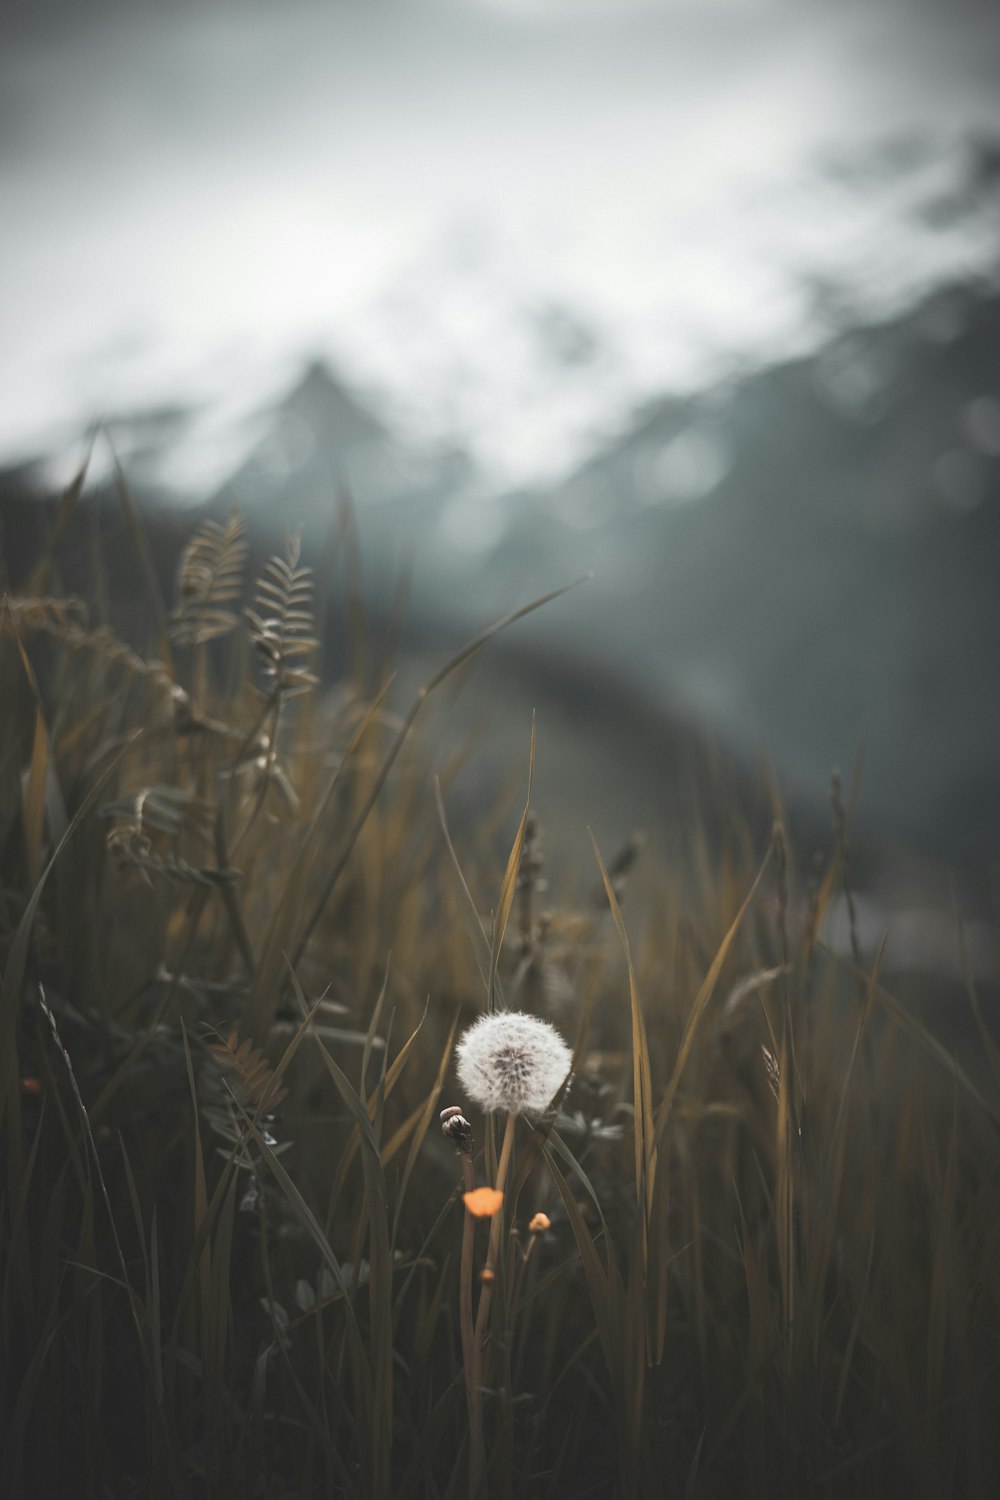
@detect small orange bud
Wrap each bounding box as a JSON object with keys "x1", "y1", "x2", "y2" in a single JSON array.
[
  {"x1": 462, "y1": 1186, "x2": 504, "y2": 1218},
  {"x1": 528, "y1": 1212, "x2": 551, "y2": 1234},
  {"x1": 20, "y1": 1076, "x2": 42, "y2": 1096},
  {"x1": 478, "y1": 1267, "x2": 496, "y2": 1283}
]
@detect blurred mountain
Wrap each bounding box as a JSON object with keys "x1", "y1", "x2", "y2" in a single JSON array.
[
  {"x1": 208, "y1": 359, "x2": 478, "y2": 587},
  {"x1": 401, "y1": 280, "x2": 1000, "y2": 865},
  {"x1": 185, "y1": 274, "x2": 1000, "y2": 868},
  {"x1": 3, "y1": 279, "x2": 999, "y2": 874}
]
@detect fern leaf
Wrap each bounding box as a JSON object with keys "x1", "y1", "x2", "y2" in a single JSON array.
[
  {"x1": 245, "y1": 531, "x2": 319, "y2": 699},
  {"x1": 207, "y1": 1028, "x2": 289, "y2": 1114},
  {"x1": 171, "y1": 508, "x2": 248, "y2": 646}
]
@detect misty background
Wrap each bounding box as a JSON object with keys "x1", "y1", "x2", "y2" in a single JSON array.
[{"x1": 3, "y1": 0, "x2": 999, "y2": 978}]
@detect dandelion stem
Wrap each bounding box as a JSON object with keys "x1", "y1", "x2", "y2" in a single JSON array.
[
  {"x1": 475, "y1": 1111, "x2": 517, "y2": 1340},
  {"x1": 468, "y1": 1110, "x2": 517, "y2": 1498},
  {"x1": 459, "y1": 1151, "x2": 476, "y2": 1401}
]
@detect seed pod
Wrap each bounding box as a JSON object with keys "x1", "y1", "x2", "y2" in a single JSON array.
[{"x1": 440, "y1": 1108, "x2": 474, "y2": 1156}]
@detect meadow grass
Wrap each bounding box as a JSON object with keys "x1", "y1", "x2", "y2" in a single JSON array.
[{"x1": 1, "y1": 478, "x2": 998, "y2": 1499}]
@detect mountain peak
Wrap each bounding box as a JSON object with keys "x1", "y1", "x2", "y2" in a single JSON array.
[{"x1": 280, "y1": 359, "x2": 388, "y2": 450}]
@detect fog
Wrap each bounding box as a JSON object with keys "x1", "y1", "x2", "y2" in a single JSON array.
[
  {"x1": 3, "y1": 0, "x2": 1000, "y2": 912},
  {"x1": 5, "y1": 0, "x2": 1000, "y2": 485}
]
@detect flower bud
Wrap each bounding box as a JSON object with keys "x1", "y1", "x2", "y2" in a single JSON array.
[{"x1": 440, "y1": 1107, "x2": 474, "y2": 1156}]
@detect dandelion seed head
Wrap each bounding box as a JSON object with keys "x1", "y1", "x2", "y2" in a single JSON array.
[{"x1": 456, "y1": 1010, "x2": 572, "y2": 1116}]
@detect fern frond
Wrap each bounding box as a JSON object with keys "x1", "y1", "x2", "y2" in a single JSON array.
[
  {"x1": 245, "y1": 530, "x2": 319, "y2": 699},
  {"x1": 4, "y1": 597, "x2": 174, "y2": 690},
  {"x1": 106, "y1": 839, "x2": 240, "y2": 888},
  {"x1": 3, "y1": 595, "x2": 89, "y2": 631},
  {"x1": 171, "y1": 508, "x2": 248, "y2": 647},
  {"x1": 101, "y1": 784, "x2": 216, "y2": 841},
  {"x1": 207, "y1": 1028, "x2": 289, "y2": 1115},
  {"x1": 101, "y1": 785, "x2": 240, "y2": 886}
]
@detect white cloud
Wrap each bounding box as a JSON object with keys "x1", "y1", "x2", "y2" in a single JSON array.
[{"x1": 2, "y1": 0, "x2": 999, "y2": 489}]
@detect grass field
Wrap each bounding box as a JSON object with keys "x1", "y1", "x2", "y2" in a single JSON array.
[{"x1": 1, "y1": 477, "x2": 998, "y2": 1499}]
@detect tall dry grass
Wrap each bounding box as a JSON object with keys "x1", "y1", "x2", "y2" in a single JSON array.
[{"x1": 0, "y1": 470, "x2": 998, "y2": 1499}]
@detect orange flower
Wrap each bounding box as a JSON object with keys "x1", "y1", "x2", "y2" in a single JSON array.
[{"x1": 462, "y1": 1186, "x2": 504, "y2": 1218}]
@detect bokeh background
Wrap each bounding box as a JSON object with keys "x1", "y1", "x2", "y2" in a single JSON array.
[{"x1": 3, "y1": 0, "x2": 999, "y2": 980}]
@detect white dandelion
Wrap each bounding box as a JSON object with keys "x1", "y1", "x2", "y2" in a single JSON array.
[{"x1": 456, "y1": 1010, "x2": 572, "y2": 1116}]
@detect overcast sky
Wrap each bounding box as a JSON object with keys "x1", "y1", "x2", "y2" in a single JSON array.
[{"x1": 4, "y1": 0, "x2": 1000, "y2": 488}]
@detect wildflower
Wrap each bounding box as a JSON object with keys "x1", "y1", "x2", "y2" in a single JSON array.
[
  {"x1": 463, "y1": 1187, "x2": 504, "y2": 1218},
  {"x1": 456, "y1": 1010, "x2": 572, "y2": 1116},
  {"x1": 528, "y1": 1211, "x2": 551, "y2": 1235}
]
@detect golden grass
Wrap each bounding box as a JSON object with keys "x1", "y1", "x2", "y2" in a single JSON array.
[{"x1": 0, "y1": 470, "x2": 998, "y2": 1499}]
